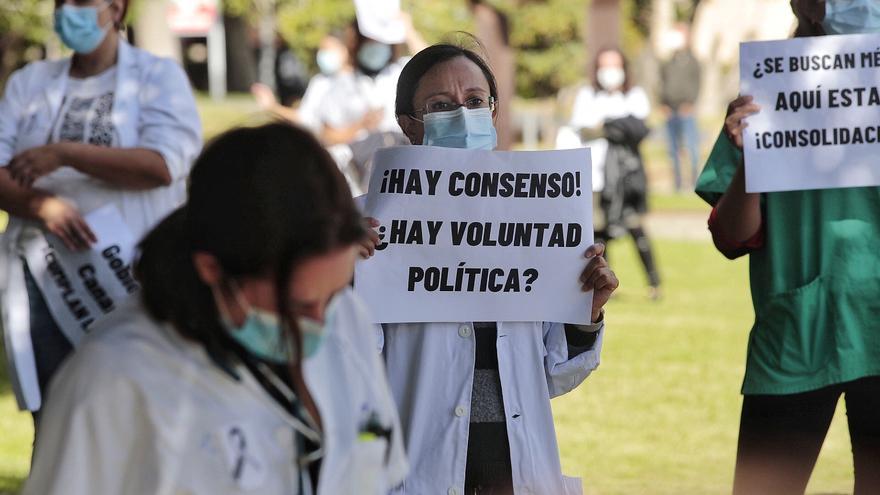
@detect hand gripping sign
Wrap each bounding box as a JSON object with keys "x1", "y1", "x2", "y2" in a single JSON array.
[
  {"x1": 741, "y1": 33, "x2": 880, "y2": 192},
  {"x1": 354, "y1": 146, "x2": 594, "y2": 324},
  {"x1": 23, "y1": 204, "x2": 140, "y2": 346}
]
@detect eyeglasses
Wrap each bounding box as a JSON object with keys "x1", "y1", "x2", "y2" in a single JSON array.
[{"x1": 408, "y1": 95, "x2": 496, "y2": 122}]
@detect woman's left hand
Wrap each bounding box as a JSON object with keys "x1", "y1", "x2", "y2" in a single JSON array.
[
  {"x1": 578, "y1": 243, "x2": 619, "y2": 322},
  {"x1": 8, "y1": 144, "x2": 66, "y2": 188}
]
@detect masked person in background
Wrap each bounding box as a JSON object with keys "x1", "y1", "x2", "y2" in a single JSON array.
[
  {"x1": 361, "y1": 41, "x2": 619, "y2": 495},
  {"x1": 251, "y1": 33, "x2": 351, "y2": 127},
  {"x1": 699, "y1": 1, "x2": 880, "y2": 493},
  {"x1": 557, "y1": 46, "x2": 660, "y2": 300},
  {"x1": 0, "y1": 0, "x2": 201, "y2": 426},
  {"x1": 24, "y1": 123, "x2": 407, "y2": 495}
]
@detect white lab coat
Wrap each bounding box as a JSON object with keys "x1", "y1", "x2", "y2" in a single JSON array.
[
  {"x1": 383, "y1": 320, "x2": 604, "y2": 495},
  {"x1": 311, "y1": 60, "x2": 406, "y2": 136},
  {"x1": 0, "y1": 39, "x2": 202, "y2": 410},
  {"x1": 23, "y1": 288, "x2": 407, "y2": 495}
]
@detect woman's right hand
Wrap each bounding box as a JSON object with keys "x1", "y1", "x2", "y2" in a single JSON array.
[
  {"x1": 359, "y1": 217, "x2": 381, "y2": 259},
  {"x1": 724, "y1": 95, "x2": 761, "y2": 150},
  {"x1": 35, "y1": 196, "x2": 96, "y2": 251}
]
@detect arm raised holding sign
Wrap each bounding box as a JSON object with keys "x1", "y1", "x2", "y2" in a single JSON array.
[{"x1": 710, "y1": 95, "x2": 764, "y2": 258}]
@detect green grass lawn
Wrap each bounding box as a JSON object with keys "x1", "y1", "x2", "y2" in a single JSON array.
[{"x1": 555, "y1": 237, "x2": 854, "y2": 495}]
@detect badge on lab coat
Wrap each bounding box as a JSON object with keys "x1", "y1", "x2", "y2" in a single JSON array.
[
  {"x1": 22, "y1": 204, "x2": 140, "y2": 346},
  {"x1": 220, "y1": 423, "x2": 267, "y2": 490}
]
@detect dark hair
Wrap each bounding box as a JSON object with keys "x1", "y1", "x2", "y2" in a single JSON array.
[
  {"x1": 592, "y1": 46, "x2": 633, "y2": 93},
  {"x1": 395, "y1": 40, "x2": 499, "y2": 117},
  {"x1": 136, "y1": 122, "x2": 365, "y2": 363}
]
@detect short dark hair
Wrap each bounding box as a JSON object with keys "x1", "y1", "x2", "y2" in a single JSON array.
[
  {"x1": 136, "y1": 122, "x2": 365, "y2": 363},
  {"x1": 395, "y1": 40, "x2": 498, "y2": 117}
]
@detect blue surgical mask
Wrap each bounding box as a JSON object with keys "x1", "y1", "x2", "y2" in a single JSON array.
[
  {"x1": 357, "y1": 41, "x2": 392, "y2": 72},
  {"x1": 297, "y1": 316, "x2": 329, "y2": 359},
  {"x1": 54, "y1": 2, "x2": 112, "y2": 54},
  {"x1": 823, "y1": 0, "x2": 880, "y2": 35},
  {"x1": 423, "y1": 106, "x2": 498, "y2": 150},
  {"x1": 213, "y1": 283, "x2": 330, "y2": 363}
]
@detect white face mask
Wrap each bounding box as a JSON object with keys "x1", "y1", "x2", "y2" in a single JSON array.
[
  {"x1": 316, "y1": 49, "x2": 343, "y2": 75},
  {"x1": 597, "y1": 67, "x2": 625, "y2": 91}
]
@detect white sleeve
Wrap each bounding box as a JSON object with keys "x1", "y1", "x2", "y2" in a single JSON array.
[
  {"x1": 626, "y1": 87, "x2": 651, "y2": 120},
  {"x1": 541, "y1": 321, "x2": 604, "y2": 398},
  {"x1": 297, "y1": 76, "x2": 329, "y2": 134},
  {"x1": 568, "y1": 86, "x2": 602, "y2": 129},
  {"x1": 22, "y1": 356, "x2": 163, "y2": 495},
  {"x1": 137, "y1": 58, "x2": 203, "y2": 181},
  {"x1": 0, "y1": 67, "x2": 27, "y2": 167}
]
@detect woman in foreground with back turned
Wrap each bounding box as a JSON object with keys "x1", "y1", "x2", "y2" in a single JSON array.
[
  {"x1": 24, "y1": 123, "x2": 406, "y2": 495},
  {"x1": 363, "y1": 41, "x2": 619, "y2": 495}
]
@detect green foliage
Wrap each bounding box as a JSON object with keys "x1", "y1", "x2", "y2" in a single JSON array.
[
  {"x1": 495, "y1": 0, "x2": 588, "y2": 98},
  {"x1": 248, "y1": 0, "x2": 589, "y2": 99},
  {"x1": 0, "y1": 0, "x2": 53, "y2": 45}
]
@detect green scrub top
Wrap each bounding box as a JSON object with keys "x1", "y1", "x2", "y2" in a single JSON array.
[{"x1": 696, "y1": 132, "x2": 880, "y2": 395}]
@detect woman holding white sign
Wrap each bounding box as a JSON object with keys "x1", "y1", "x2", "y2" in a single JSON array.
[
  {"x1": 362, "y1": 41, "x2": 619, "y2": 494},
  {"x1": 0, "y1": 0, "x2": 202, "y2": 423},
  {"x1": 698, "y1": 1, "x2": 880, "y2": 493},
  {"x1": 24, "y1": 123, "x2": 407, "y2": 495}
]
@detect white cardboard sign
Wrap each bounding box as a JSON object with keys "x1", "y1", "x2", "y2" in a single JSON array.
[
  {"x1": 354, "y1": 146, "x2": 594, "y2": 324},
  {"x1": 741, "y1": 33, "x2": 880, "y2": 193},
  {"x1": 23, "y1": 205, "x2": 140, "y2": 346}
]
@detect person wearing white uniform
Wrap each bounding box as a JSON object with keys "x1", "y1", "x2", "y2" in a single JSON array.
[
  {"x1": 24, "y1": 123, "x2": 407, "y2": 494},
  {"x1": 556, "y1": 46, "x2": 660, "y2": 300},
  {"x1": 251, "y1": 33, "x2": 352, "y2": 131},
  {"x1": 362, "y1": 42, "x2": 620, "y2": 494},
  {"x1": 0, "y1": 0, "x2": 201, "y2": 417}
]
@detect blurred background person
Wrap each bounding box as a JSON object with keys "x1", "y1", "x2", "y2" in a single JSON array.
[
  {"x1": 251, "y1": 32, "x2": 351, "y2": 128},
  {"x1": 0, "y1": 0, "x2": 201, "y2": 428},
  {"x1": 24, "y1": 123, "x2": 406, "y2": 495},
  {"x1": 659, "y1": 22, "x2": 702, "y2": 192},
  {"x1": 556, "y1": 46, "x2": 661, "y2": 300}
]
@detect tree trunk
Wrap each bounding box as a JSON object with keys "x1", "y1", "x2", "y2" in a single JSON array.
[
  {"x1": 131, "y1": 0, "x2": 180, "y2": 62},
  {"x1": 224, "y1": 14, "x2": 257, "y2": 92}
]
